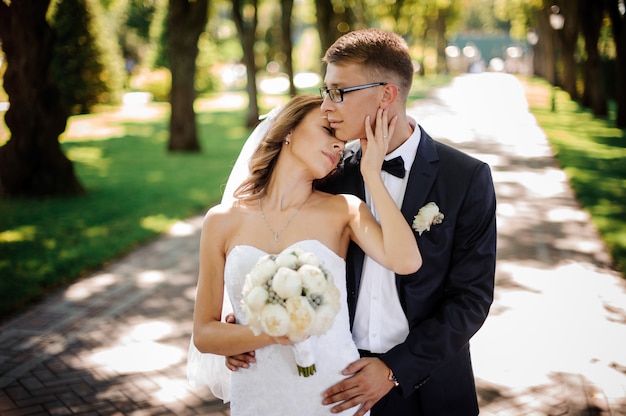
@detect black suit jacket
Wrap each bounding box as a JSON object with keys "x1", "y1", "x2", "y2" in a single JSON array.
[{"x1": 320, "y1": 126, "x2": 496, "y2": 415}]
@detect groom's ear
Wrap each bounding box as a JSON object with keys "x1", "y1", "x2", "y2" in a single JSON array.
[{"x1": 380, "y1": 84, "x2": 399, "y2": 109}]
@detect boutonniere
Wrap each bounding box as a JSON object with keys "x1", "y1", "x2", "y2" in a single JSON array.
[{"x1": 412, "y1": 202, "x2": 444, "y2": 236}]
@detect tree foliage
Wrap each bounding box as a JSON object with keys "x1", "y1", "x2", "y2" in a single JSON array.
[{"x1": 50, "y1": 0, "x2": 123, "y2": 114}]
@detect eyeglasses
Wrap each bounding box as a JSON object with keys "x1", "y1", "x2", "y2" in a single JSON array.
[{"x1": 319, "y1": 82, "x2": 388, "y2": 103}]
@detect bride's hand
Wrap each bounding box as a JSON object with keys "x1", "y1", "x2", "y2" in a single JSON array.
[{"x1": 359, "y1": 108, "x2": 397, "y2": 179}]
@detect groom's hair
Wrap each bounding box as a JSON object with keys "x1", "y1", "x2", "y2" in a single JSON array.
[{"x1": 323, "y1": 28, "x2": 414, "y2": 102}]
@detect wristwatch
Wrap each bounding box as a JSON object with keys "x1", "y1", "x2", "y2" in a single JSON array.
[{"x1": 388, "y1": 368, "x2": 400, "y2": 387}]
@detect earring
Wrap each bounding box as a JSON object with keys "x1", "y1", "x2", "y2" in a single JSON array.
[{"x1": 285, "y1": 133, "x2": 291, "y2": 144}]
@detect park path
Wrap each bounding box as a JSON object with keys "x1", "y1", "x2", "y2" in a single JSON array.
[{"x1": 1, "y1": 73, "x2": 625, "y2": 415}]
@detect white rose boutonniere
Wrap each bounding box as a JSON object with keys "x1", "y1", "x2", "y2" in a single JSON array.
[{"x1": 412, "y1": 202, "x2": 444, "y2": 236}]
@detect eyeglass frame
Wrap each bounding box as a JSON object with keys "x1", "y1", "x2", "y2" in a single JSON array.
[{"x1": 319, "y1": 82, "x2": 388, "y2": 103}]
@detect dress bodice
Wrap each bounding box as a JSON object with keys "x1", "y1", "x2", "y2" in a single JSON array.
[{"x1": 224, "y1": 240, "x2": 366, "y2": 416}]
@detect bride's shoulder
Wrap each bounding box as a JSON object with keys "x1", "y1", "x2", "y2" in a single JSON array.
[{"x1": 202, "y1": 200, "x2": 254, "y2": 228}]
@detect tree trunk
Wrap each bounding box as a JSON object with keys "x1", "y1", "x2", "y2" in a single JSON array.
[
  {"x1": 607, "y1": 0, "x2": 626, "y2": 128},
  {"x1": 315, "y1": 0, "x2": 351, "y2": 57},
  {"x1": 533, "y1": 8, "x2": 551, "y2": 81},
  {"x1": 232, "y1": 0, "x2": 259, "y2": 128},
  {"x1": 560, "y1": 0, "x2": 580, "y2": 100},
  {"x1": 579, "y1": 0, "x2": 608, "y2": 116},
  {"x1": 281, "y1": 0, "x2": 296, "y2": 97},
  {"x1": 0, "y1": 0, "x2": 84, "y2": 198},
  {"x1": 167, "y1": 0, "x2": 208, "y2": 152},
  {"x1": 435, "y1": 9, "x2": 448, "y2": 74}
]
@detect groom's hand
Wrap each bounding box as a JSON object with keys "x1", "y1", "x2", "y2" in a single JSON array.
[
  {"x1": 321, "y1": 357, "x2": 394, "y2": 415},
  {"x1": 225, "y1": 351, "x2": 256, "y2": 371},
  {"x1": 224, "y1": 313, "x2": 257, "y2": 371}
]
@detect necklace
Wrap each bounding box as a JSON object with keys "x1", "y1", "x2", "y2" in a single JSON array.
[{"x1": 259, "y1": 193, "x2": 312, "y2": 242}]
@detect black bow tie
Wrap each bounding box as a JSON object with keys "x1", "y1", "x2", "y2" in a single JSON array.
[{"x1": 382, "y1": 156, "x2": 406, "y2": 178}]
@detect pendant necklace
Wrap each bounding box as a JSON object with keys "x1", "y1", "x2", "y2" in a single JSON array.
[{"x1": 259, "y1": 193, "x2": 312, "y2": 242}]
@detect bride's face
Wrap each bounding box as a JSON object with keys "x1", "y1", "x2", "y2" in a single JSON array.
[{"x1": 290, "y1": 109, "x2": 346, "y2": 178}]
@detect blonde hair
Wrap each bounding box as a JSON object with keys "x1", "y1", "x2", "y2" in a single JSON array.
[{"x1": 233, "y1": 95, "x2": 324, "y2": 202}]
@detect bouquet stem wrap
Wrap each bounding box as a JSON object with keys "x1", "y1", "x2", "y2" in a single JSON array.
[{"x1": 292, "y1": 338, "x2": 316, "y2": 377}]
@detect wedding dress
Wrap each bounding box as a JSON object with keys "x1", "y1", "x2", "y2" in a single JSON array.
[{"x1": 225, "y1": 239, "x2": 367, "y2": 416}]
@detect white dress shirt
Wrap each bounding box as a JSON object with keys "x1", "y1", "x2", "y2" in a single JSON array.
[{"x1": 352, "y1": 127, "x2": 421, "y2": 353}]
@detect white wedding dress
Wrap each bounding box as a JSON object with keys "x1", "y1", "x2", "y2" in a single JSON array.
[{"x1": 225, "y1": 239, "x2": 367, "y2": 416}]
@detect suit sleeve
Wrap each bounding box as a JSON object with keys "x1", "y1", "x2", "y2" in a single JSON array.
[{"x1": 382, "y1": 161, "x2": 497, "y2": 397}]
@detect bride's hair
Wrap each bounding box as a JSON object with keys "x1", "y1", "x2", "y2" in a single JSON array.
[{"x1": 233, "y1": 94, "x2": 326, "y2": 202}]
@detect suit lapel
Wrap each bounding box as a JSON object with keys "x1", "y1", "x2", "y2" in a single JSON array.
[{"x1": 401, "y1": 126, "x2": 439, "y2": 221}]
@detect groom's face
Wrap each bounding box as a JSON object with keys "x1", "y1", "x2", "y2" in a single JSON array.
[{"x1": 321, "y1": 62, "x2": 383, "y2": 142}]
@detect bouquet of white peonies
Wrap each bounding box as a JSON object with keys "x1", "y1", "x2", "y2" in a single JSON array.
[{"x1": 241, "y1": 246, "x2": 340, "y2": 376}]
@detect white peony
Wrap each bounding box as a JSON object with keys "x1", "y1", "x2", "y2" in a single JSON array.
[
  {"x1": 260, "y1": 303, "x2": 290, "y2": 336},
  {"x1": 309, "y1": 303, "x2": 336, "y2": 335},
  {"x1": 271, "y1": 267, "x2": 303, "y2": 299},
  {"x1": 322, "y1": 282, "x2": 341, "y2": 314},
  {"x1": 275, "y1": 250, "x2": 299, "y2": 269},
  {"x1": 286, "y1": 296, "x2": 315, "y2": 342},
  {"x1": 243, "y1": 304, "x2": 262, "y2": 335},
  {"x1": 298, "y1": 264, "x2": 327, "y2": 295},
  {"x1": 248, "y1": 255, "x2": 278, "y2": 286},
  {"x1": 244, "y1": 285, "x2": 269, "y2": 312},
  {"x1": 298, "y1": 251, "x2": 320, "y2": 267},
  {"x1": 412, "y1": 202, "x2": 444, "y2": 236}
]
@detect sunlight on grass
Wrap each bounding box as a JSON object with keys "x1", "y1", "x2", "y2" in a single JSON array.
[
  {"x1": 141, "y1": 214, "x2": 178, "y2": 233},
  {"x1": 521, "y1": 76, "x2": 626, "y2": 274},
  {"x1": 0, "y1": 225, "x2": 36, "y2": 242},
  {"x1": 66, "y1": 146, "x2": 109, "y2": 175}
]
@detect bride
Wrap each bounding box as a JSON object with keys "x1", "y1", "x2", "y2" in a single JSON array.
[{"x1": 189, "y1": 95, "x2": 421, "y2": 415}]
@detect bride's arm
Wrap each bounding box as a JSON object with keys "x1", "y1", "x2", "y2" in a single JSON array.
[
  {"x1": 347, "y1": 108, "x2": 422, "y2": 275},
  {"x1": 192, "y1": 206, "x2": 290, "y2": 356}
]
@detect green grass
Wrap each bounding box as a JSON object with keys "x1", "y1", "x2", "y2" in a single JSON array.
[
  {"x1": 522, "y1": 76, "x2": 626, "y2": 274},
  {"x1": 0, "y1": 94, "x2": 254, "y2": 317}
]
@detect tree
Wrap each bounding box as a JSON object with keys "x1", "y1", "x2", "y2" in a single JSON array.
[
  {"x1": 606, "y1": 0, "x2": 626, "y2": 128},
  {"x1": 167, "y1": 0, "x2": 209, "y2": 151},
  {"x1": 579, "y1": 0, "x2": 608, "y2": 116},
  {"x1": 0, "y1": 0, "x2": 84, "y2": 197},
  {"x1": 558, "y1": 0, "x2": 580, "y2": 100},
  {"x1": 280, "y1": 0, "x2": 296, "y2": 97},
  {"x1": 232, "y1": 0, "x2": 260, "y2": 128},
  {"x1": 50, "y1": 0, "x2": 120, "y2": 115},
  {"x1": 314, "y1": 0, "x2": 353, "y2": 55}
]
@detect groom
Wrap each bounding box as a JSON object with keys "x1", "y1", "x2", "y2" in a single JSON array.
[{"x1": 316, "y1": 29, "x2": 497, "y2": 415}]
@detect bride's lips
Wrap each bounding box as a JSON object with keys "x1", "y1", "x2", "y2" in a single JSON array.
[{"x1": 322, "y1": 151, "x2": 338, "y2": 166}]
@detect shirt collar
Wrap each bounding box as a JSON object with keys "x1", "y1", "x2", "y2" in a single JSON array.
[{"x1": 385, "y1": 124, "x2": 421, "y2": 168}]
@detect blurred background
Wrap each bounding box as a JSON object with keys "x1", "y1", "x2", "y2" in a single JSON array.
[{"x1": 0, "y1": 0, "x2": 624, "y2": 319}]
